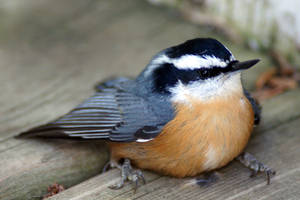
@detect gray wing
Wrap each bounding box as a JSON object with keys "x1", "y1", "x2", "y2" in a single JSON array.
[{"x1": 18, "y1": 79, "x2": 171, "y2": 142}]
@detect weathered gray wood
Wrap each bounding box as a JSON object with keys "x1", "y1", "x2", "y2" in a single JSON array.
[
  {"x1": 0, "y1": 139, "x2": 109, "y2": 200},
  {"x1": 47, "y1": 89, "x2": 300, "y2": 200},
  {"x1": 258, "y1": 89, "x2": 300, "y2": 132},
  {"x1": 0, "y1": 0, "x2": 290, "y2": 200}
]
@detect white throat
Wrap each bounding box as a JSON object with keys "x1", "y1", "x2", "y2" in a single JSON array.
[{"x1": 169, "y1": 73, "x2": 243, "y2": 104}]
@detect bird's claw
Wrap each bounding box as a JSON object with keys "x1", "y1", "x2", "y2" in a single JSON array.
[
  {"x1": 237, "y1": 152, "x2": 276, "y2": 185},
  {"x1": 109, "y1": 180, "x2": 125, "y2": 190},
  {"x1": 102, "y1": 161, "x2": 112, "y2": 173},
  {"x1": 108, "y1": 158, "x2": 146, "y2": 191},
  {"x1": 249, "y1": 166, "x2": 276, "y2": 185}
]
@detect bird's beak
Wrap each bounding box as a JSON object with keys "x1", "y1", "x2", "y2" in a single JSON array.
[{"x1": 231, "y1": 59, "x2": 260, "y2": 71}]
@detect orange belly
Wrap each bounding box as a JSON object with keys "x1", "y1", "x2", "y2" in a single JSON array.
[{"x1": 109, "y1": 94, "x2": 254, "y2": 177}]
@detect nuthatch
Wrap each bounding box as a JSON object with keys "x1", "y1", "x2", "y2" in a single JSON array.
[{"x1": 19, "y1": 38, "x2": 275, "y2": 189}]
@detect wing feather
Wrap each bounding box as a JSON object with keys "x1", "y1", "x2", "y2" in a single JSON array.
[{"x1": 18, "y1": 78, "x2": 172, "y2": 142}]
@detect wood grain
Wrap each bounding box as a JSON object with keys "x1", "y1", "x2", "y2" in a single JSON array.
[{"x1": 0, "y1": 139, "x2": 109, "y2": 200}]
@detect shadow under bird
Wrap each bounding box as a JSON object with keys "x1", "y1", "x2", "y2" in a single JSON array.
[{"x1": 18, "y1": 38, "x2": 275, "y2": 190}]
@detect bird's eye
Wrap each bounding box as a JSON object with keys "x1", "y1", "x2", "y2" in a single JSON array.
[{"x1": 198, "y1": 69, "x2": 209, "y2": 78}]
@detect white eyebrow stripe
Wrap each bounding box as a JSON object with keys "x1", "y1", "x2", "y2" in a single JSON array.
[
  {"x1": 143, "y1": 54, "x2": 170, "y2": 77},
  {"x1": 143, "y1": 53, "x2": 235, "y2": 77},
  {"x1": 151, "y1": 54, "x2": 170, "y2": 65},
  {"x1": 152, "y1": 54, "x2": 232, "y2": 70},
  {"x1": 172, "y1": 55, "x2": 228, "y2": 69}
]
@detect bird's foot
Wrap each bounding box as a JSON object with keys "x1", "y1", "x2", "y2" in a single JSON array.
[
  {"x1": 195, "y1": 171, "x2": 219, "y2": 187},
  {"x1": 236, "y1": 152, "x2": 276, "y2": 185},
  {"x1": 108, "y1": 158, "x2": 146, "y2": 192},
  {"x1": 102, "y1": 161, "x2": 114, "y2": 173}
]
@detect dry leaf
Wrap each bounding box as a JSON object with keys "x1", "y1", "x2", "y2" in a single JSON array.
[
  {"x1": 255, "y1": 68, "x2": 276, "y2": 90},
  {"x1": 253, "y1": 87, "x2": 284, "y2": 102},
  {"x1": 253, "y1": 50, "x2": 299, "y2": 102},
  {"x1": 43, "y1": 183, "x2": 65, "y2": 199},
  {"x1": 268, "y1": 77, "x2": 298, "y2": 89}
]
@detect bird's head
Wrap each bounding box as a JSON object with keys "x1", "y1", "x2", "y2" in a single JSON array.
[{"x1": 142, "y1": 38, "x2": 259, "y2": 103}]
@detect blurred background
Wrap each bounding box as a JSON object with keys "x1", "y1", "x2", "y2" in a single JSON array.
[{"x1": 0, "y1": 0, "x2": 299, "y2": 199}]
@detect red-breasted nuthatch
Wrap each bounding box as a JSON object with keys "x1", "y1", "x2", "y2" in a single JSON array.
[{"x1": 19, "y1": 38, "x2": 275, "y2": 189}]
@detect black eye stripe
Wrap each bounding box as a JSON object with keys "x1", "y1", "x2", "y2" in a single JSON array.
[
  {"x1": 152, "y1": 63, "x2": 232, "y2": 94},
  {"x1": 197, "y1": 66, "x2": 228, "y2": 78}
]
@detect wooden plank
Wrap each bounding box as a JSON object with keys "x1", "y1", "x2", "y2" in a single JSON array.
[
  {"x1": 47, "y1": 89, "x2": 300, "y2": 200},
  {"x1": 0, "y1": 139, "x2": 109, "y2": 200},
  {"x1": 258, "y1": 89, "x2": 300, "y2": 132}
]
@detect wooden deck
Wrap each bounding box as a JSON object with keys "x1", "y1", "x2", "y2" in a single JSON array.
[{"x1": 0, "y1": 0, "x2": 299, "y2": 199}]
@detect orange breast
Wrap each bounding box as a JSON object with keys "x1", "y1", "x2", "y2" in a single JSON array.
[{"x1": 109, "y1": 94, "x2": 254, "y2": 177}]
